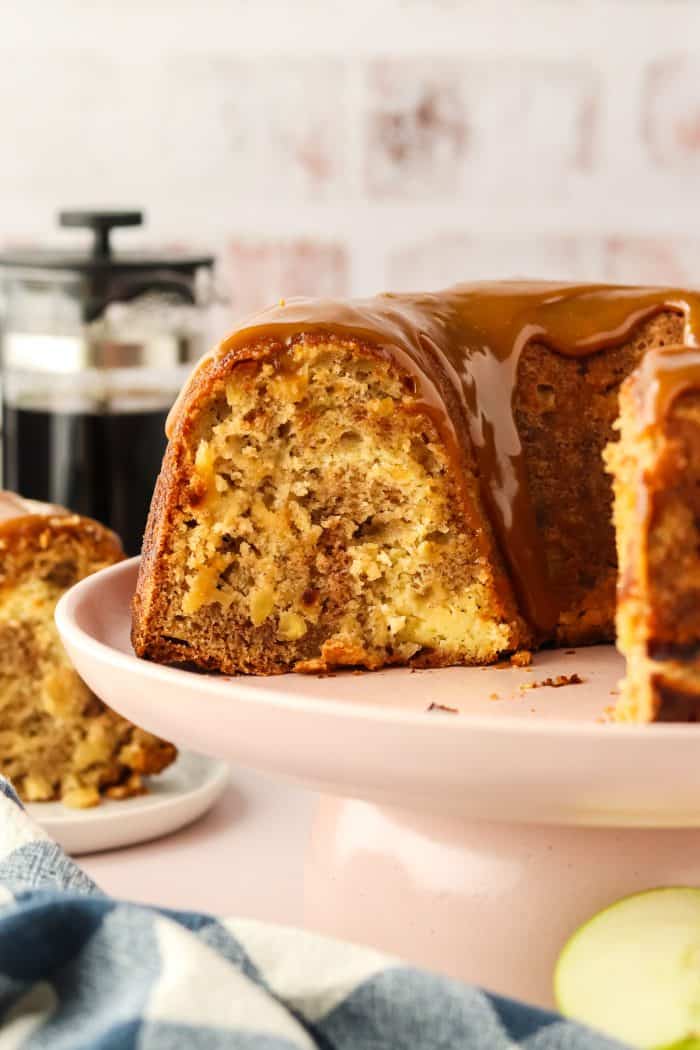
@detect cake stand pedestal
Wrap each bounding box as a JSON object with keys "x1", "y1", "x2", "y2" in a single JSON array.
[
  {"x1": 56, "y1": 559, "x2": 700, "y2": 1011},
  {"x1": 305, "y1": 799, "x2": 700, "y2": 1008}
]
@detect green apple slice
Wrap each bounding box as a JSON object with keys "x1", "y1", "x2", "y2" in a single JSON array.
[{"x1": 554, "y1": 888, "x2": 700, "y2": 1048}]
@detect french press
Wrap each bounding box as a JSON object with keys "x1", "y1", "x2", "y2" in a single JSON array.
[{"x1": 0, "y1": 210, "x2": 215, "y2": 554}]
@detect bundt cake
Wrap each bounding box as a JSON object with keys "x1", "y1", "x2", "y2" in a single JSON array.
[
  {"x1": 132, "y1": 281, "x2": 700, "y2": 692},
  {"x1": 0, "y1": 492, "x2": 176, "y2": 807},
  {"x1": 606, "y1": 347, "x2": 700, "y2": 721}
]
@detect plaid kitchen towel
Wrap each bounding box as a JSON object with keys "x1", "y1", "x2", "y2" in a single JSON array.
[{"x1": 0, "y1": 776, "x2": 626, "y2": 1049}]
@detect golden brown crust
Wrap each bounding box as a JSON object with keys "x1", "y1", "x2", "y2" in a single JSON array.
[{"x1": 0, "y1": 512, "x2": 124, "y2": 589}]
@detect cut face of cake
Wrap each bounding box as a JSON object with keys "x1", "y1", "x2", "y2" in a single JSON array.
[
  {"x1": 0, "y1": 493, "x2": 176, "y2": 806},
  {"x1": 132, "y1": 282, "x2": 700, "y2": 681},
  {"x1": 137, "y1": 338, "x2": 531, "y2": 673},
  {"x1": 606, "y1": 348, "x2": 700, "y2": 722}
]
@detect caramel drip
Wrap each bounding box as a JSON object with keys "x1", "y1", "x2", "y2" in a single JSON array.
[
  {"x1": 632, "y1": 345, "x2": 700, "y2": 428},
  {"x1": 168, "y1": 282, "x2": 700, "y2": 634}
]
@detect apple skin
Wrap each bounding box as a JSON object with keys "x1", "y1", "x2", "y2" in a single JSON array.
[{"x1": 555, "y1": 887, "x2": 700, "y2": 1049}]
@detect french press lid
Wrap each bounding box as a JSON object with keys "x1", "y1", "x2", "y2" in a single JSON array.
[{"x1": 0, "y1": 210, "x2": 215, "y2": 322}]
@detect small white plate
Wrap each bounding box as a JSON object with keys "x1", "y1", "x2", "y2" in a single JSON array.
[{"x1": 28, "y1": 751, "x2": 230, "y2": 855}]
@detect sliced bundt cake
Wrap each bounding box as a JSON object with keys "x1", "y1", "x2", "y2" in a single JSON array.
[{"x1": 132, "y1": 282, "x2": 699, "y2": 680}]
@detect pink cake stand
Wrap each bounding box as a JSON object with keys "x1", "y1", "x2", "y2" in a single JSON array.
[{"x1": 56, "y1": 558, "x2": 700, "y2": 1009}]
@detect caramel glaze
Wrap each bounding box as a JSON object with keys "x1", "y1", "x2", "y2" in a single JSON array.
[
  {"x1": 168, "y1": 282, "x2": 700, "y2": 637},
  {"x1": 631, "y1": 345, "x2": 700, "y2": 428}
]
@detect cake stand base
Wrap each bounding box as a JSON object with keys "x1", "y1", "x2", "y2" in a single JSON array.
[{"x1": 304, "y1": 796, "x2": 700, "y2": 1008}]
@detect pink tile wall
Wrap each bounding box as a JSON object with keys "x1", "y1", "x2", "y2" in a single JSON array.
[
  {"x1": 388, "y1": 234, "x2": 590, "y2": 288},
  {"x1": 365, "y1": 59, "x2": 597, "y2": 200},
  {"x1": 365, "y1": 61, "x2": 468, "y2": 199},
  {"x1": 3, "y1": 5, "x2": 700, "y2": 314},
  {"x1": 603, "y1": 237, "x2": 700, "y2": 284},
  {"x1": 226, "y1": 240, "x2": 349, "y2": 315},
  {"x1": 643, "y1": 56, "x2": 700, "y2": 169},
  {"x1": 390, "y1": 235, "x2": 700, "y2": 291},
  {"x1": 158, "y1": 57, "x2": 349, "y2": 200}
]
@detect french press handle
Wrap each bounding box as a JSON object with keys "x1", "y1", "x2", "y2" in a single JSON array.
[{"x1": 59, "y1": 210, "x2": 143, "y2": 259}]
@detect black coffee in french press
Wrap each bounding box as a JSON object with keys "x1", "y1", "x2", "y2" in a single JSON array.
[{"x1": 0, "y1": 211, "x2": 214, "y2": 554}]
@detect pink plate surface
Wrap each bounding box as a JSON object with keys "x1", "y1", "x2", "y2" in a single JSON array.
[{"x1": 56, "y1": 558, "x2": 700, "y2": 827}]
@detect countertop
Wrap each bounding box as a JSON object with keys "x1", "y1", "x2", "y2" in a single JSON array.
[{"x1": 81, "y1": 766, "x2": 315, "y2": 924}]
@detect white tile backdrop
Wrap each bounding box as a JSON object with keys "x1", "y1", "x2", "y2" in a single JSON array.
[{"x1": 3, "y1": 0, "x2": 700, "y2": 322}]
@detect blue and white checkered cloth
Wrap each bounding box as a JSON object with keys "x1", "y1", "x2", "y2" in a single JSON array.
[{"x1": 0, "y1": 776, "x2": 626, "y2": 1049}]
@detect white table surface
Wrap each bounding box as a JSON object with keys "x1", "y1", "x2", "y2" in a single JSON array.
[{"x1": 81, "y1": 766, "x2": 315, "y2": 924}]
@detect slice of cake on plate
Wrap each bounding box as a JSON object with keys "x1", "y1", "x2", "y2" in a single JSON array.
[
  {"x1": 132, "y1": 282, "x2": 700, "y2": 687},
  {"x1": 0, "y1": 492, "x2": 176, "y2": 806},
  {"x1": 606, "y1": 347, "x2": 700, "y2": 721}
]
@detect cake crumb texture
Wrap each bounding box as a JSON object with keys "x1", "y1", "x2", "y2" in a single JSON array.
[
  {"x1": 133, "y1": 338, "x2": 530, "y2": 673},
  {"x1": 1, "y1": 512, "x2": 176, "y2": 805}
]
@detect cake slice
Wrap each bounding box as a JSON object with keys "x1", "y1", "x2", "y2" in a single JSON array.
[
  {"x1": 0, "y1": 492, "x2": 176, "y2": 806},
  {"x1": 606, "y1": 347, "x2": 700, "y2": 721},
  {"x1": 132, "y1": 283, "x2": 698, "y2": 677},
  {"x1": 134, "y1": 336, "x2": 531, "y2": 673}
]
